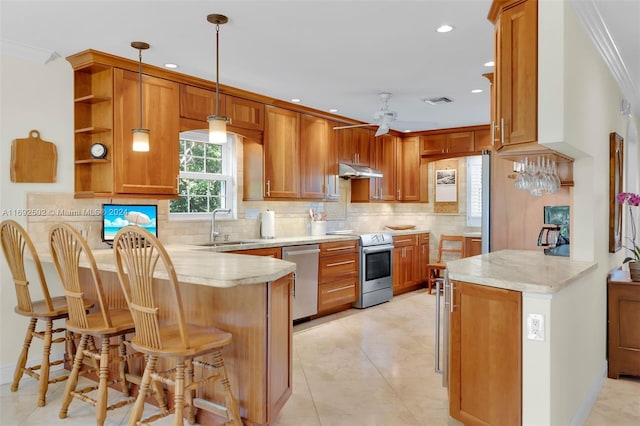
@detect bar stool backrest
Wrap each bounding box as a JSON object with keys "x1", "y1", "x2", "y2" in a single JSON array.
[
  {"x1": 113, "y1": 226, "x2": 189, "y2": 351},
  {"x1": 49, "y1": 223, "x2": 112, "y2": 331},
  {"x1": 1, "y1": 220, "x2": 53, "y2": 314}
]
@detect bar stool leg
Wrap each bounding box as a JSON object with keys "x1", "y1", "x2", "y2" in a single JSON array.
[
  {"x1": 117, "y1": 335, "x2": 130, "y2": 397},
  {"x1": 185, "y1": 359, "x2": 196, "y2": 425},
  {"x1": 212, "y1": 349, "x2": 242, "y2": 426},
  {"x1": 129, "y1": 355, "x2": 158, "y2": 426},
  {"x1": 38, "y1": 319, "x2": 54, "y2": 406},
  {"x1": 60, "y1": 334, "x2": 89, "y2": 419},
  {"x1": 13, "y1": 318, "x2": 37, "y2": 392},
  {"x1": 95, "y1": 337, "x2": 110, "y2": 426},
  {"x1": 173, "y1": 361, "x2": 185, "y2": 426}
]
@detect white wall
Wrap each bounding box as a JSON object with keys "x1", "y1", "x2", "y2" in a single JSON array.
[
  {"x1": 0, "y1": 55, "x2": 74, "y2": 372},
  {"x1": 521, "y1": 2, "x2": 631, "y2": 425}
]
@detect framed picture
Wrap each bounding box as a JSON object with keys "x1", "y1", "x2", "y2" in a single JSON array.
[
  {"x1": 435, "y1": 169, "x2": 457, "y2": 202},
  {"x1": 609, "y1": 132, "x2": 624, "y2": 253}
]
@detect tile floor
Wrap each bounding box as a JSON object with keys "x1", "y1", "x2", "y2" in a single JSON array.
[{"x1": 1, "y1": 289, "x2": 639, "y2": 425}]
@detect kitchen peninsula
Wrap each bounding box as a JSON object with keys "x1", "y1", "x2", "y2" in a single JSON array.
[
  {"x1": 42, "y1": 245, "x2": 297, "y2": 426},
  {"x1": 445, "y1": 250, "x2": 596, "y2": 425}
]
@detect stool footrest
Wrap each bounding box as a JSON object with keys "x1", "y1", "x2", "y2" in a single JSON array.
[{"x1": 193, "y1": 397, "x2": 229, "y2": 419}]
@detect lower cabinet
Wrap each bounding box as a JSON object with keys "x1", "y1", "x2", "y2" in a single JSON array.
[
  {"x1": 607, "y1": 269, "x2": 640, "y2": 379},
  {"x1": 464, "y1": 236, "x2": 482, "y2": 258},
  {"x1": 392, "y1": 234, "x2": 420, "y2": 294},
  {"x1": 449, "y1": 281, "x2": 522, "y2": 426},
  {"x1": 419, "y1": 233, "x2": 430, "y2": 282},
  {"x1": 317, "y1": 240, "x2": 359, "y2": 315}
]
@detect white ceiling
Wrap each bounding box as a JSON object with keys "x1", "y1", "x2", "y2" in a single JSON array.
[{"x1": 1, "y1": 0, "x2": 638, "y2": 132}]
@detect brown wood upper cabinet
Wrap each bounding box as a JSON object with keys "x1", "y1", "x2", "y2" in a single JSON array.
[
  {"x1": 179, "y1": 84, "x2": 264, "y2": 132},
  {"x1": 420, "y1": 132, "x2": 474, "y2": 156},
  {"x1": 396, "y1": 136, "x2": 420, "y2": 201},
  {"x1": 491, "y1": 0, "x2": 537, "y2": 148},
  {"x1": 114, "y1": 70, "x2": 179, "y2": 196},
  {"x1": 264, "y1": 106, "x2": 300, "y2": 199},
  {"x1": 337, "y1": 127, "x2": 372, "y2": 166},
  {"x1": 300, "y1": 114, "x2": 330, "y2": 199},
  {"x1": 372, "y1": 134, "x2": 397, "y2": 201}
]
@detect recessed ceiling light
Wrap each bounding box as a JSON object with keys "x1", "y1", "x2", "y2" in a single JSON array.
[
  {"x1": 471, "y1": 89, "x2": 483, "y2": 94},
  {"x1": 484, "y1": 61, "x2": 495, "y2": 67},
  {"x1": 291, "y1": 98, "x2": 301, "y2": 103},
  {"x1": 436, "y1": 24, "x2": 454, "y2": 33},
  {"x1": 329, "y1": 108, "x2": 338, "y2": 113},
  {"x1": 403, "y1": 129, "x2": 411, "y2": 133},
  {"x1": 164, "y1": 63, "x2": 179, "y2": 69}
]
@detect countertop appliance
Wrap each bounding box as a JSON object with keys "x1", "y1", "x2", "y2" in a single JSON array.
[
  {"x1": 353, "y1": 232, "x2": 394, "y2": 308},
  {"x1": 538, "y1": 205, "x2": 570, "y2": 256},
  {"x1": 283, "y1": 244, "x2": 320, "y2": 320}
]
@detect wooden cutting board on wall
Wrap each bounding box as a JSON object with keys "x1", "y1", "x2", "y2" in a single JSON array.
[{"x1": 10, "y1": 130, "x2": 57, "y2": 183}]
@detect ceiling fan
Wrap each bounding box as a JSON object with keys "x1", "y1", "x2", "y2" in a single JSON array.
[{"x1": 333, "y1": 92, "x2": 398, "y2": 137}]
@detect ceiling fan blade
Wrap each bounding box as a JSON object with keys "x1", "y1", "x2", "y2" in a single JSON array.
[
  {"x1": 374, "y1": 124, "x2": 390, "y2": 137},
  {"x1": 333, "y1": 123, "x2": 376, "y2": 130}
]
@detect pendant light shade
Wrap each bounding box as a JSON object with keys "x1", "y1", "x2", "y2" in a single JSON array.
[
  {"x1": 131, "y1": 41, "x2": 150, "y2": 152},
  {"x1": 207, "y1": 14, "x2": 229, "y2": 145}
]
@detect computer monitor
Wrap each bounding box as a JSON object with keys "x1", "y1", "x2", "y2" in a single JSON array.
[{"x1": 101, "y1": 204, "x2": 158, "y2": 244}]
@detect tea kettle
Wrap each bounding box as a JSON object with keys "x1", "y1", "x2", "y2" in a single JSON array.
[{"x1": 537, "y1": 224, "x2": 570, "y2": 256}]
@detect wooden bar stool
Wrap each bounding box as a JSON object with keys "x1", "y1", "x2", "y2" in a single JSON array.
[
  {"x1": 49, "y1": 223, "x2": 141, "y2": 426},
  {"x1": 0, "y1": 220, "x2": 82, "y2": 407},
  {"x1": 113, "y1": 225, "x2": 242, "y2": 426},
  {"x1": 426, "y1": 234, "x2": 464, "y2": 294}
]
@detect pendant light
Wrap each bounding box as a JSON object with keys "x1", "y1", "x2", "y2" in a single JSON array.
[
  {"x1": 131, "y1": 41, "x2": 150, "y2": 152},
  {"x1": 207, "y1": 14, "x2": 229, "y2": 144}
]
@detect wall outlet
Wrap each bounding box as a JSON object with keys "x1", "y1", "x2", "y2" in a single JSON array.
[{"x1": 527, "y1": 313, "x2": 545, "y2": 341}]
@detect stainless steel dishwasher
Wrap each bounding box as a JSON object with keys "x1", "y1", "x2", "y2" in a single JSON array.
[{"x1": 282, "y1": 244, "x2": 320, "y2": 321}]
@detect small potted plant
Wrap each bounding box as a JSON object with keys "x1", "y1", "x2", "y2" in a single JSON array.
[{"x1": 617, "y1": 192, "x2": 640, "y2": 280}]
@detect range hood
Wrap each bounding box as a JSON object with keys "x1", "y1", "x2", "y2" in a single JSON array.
[{"x1": 339, "y1": 163, "x2": 383, "y2": 179}]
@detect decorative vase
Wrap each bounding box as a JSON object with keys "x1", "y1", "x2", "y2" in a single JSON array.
[{"x1": 628, "y1": 262, "x2": 640, "y2": 281}]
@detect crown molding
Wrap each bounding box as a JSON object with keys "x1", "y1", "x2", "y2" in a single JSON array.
[
  {"x1": 570, "y1": 0, "x2": 640, "y2": 119},
  {"x1": 0, "y1": 39, "x2": 60, "y2": 64}
]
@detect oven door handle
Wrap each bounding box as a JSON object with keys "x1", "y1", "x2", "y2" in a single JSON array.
[{"x1": 362, "y1": 245, "x2": 394, "y2": 254}]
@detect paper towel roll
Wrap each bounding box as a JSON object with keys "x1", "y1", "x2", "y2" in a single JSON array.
[{"x1": 261, "y1": 210, "x2": 275, "y2": 239}]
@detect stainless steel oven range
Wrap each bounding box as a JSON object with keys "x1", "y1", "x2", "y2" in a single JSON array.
[{"x1": 353, "y1": 232, "x2": 394, "y2": 308}]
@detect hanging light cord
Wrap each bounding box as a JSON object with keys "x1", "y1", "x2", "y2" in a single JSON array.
[
  {"x1": 138, "y1": 48, "x2": 143, "y2": 128},
  {"x1": 215, "y1": 22, "x2": 221, "y2": 117}
]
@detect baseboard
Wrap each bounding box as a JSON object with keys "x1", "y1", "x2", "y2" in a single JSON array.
[
  {"x1": 0, "y1": 352, "x2": 66, "y2": 385},
  {"x1": 569, "y1": 360, "x2": 607, "y2": 426}
]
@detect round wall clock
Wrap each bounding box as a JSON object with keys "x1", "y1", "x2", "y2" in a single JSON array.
[{"x1": 90, "y1": 143, "x2": 107, "y2": 159}]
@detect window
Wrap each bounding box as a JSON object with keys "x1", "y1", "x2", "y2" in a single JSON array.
[
  {"x1": 170, "y1": 130, "x2": 236, "y2": 218},
  {"x1": 466, "y1": 155, "x2": 482, "y2": 227}
]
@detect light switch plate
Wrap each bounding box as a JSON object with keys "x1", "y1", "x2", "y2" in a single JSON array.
[{"x1": 527, "y1": 313, "x2": 545, "y2": 341}]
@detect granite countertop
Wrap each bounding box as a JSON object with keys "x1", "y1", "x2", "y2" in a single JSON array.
[
  {"x1": 40, "y1": 245, "x2": 297, "y2": 289},
  {"x1": 446, "y1": 249, "x2": 597, "y2": 294},
  {"x1": 198, "y1": 234, "x2": 359, "y2": 252}
]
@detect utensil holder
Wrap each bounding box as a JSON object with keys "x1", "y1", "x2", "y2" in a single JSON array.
[{"x1": 311, "y1": 221, "x2": 327, "y2": 236}]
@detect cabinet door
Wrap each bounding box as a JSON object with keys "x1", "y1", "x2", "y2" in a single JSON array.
[
  {"x1": 419, "y1": 233, "x2": 430, "y2": 282},
  {"x1": 464, "y1": 236, "x2": 482, "y2": 257},
  {"x1": 114, "y1": 69, "x2": 179, "y2": 195},
  {"x1": 449, "y1": 281, "x2": 522, "y2": 425},
  {"x1": 474, "y1": 128, "x2": 492, "y2": 152},
  {"x1": 420, "y1": 134, "x2": 447, "y2": 155},
  {"x1": 179, "y1": 84, "x2": 223, "y2": 122},
  {"x1": 373, "y1": 135, "x2": 397, "y2": 201},
  {"x1": 325, "y1": 121, "x2": 340, "y2": 201},
  {"x1": 353, "y1": 127, "x2": 372, "y2": 166},
  {"x1": 225, "y1": 95, "x2": 264, "y2": 131},
  {"x1": 497, "y1": 0, "x2": 537, "y2": 146},
  {"x1": 264, "y1": 106, "x2": 300, "y2": 198},
  {"x1": 337, "y1": 127, "x2": 371, "y2": 165},
  {"x1": 300, "y1": 114, "x2": 329, "y2": 199},
  {"x1": 396, "y1": 136, "x2": 420, "y2": 201},
  {"x1": 447, "y1": 132, "x2": 474, "y2": 154}
]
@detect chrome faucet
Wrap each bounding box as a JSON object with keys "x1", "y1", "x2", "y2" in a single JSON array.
[{"x1": 211, "y1": 208, "x2": 231, "y2": 241}]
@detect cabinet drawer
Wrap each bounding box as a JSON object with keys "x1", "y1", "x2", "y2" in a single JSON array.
[
  {"x1": 318, "y1": 277, "x2": 358, "y2": 311},
  {"x1": 319, "y1": 253, "x2": 358, "y2": 283},
  {"x1": 319, "y1": 240, "x2": 358, "y2": 256},
  {"x1": 419, "y1": 233, "x2": 430, "y2": 244},
  {"x1": 392, "y1": 234, "x2": 418, "y2": 247}
]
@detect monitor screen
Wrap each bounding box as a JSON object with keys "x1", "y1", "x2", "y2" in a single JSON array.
[{"x1": 101, "y1": 204, "x2": 158, "y2": 243}]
